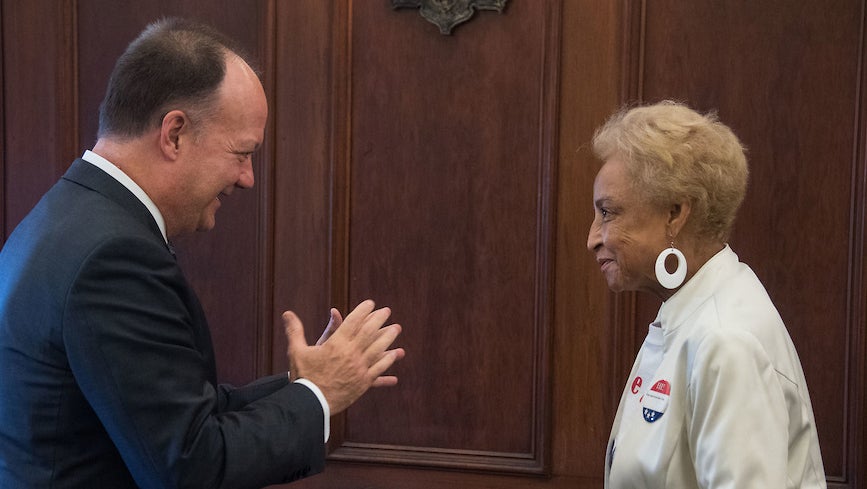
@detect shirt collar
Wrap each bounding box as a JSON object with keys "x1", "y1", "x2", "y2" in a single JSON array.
[
  {"x1": 81, "y1": 150, "x2": 168, "y2": 243},
  {"x1": 656, "y1": 244, "x2": 740, "y2": 334}
]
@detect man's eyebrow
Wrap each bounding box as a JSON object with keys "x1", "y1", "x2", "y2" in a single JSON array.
[{"x1": 233, "y1": 142, "x2": 261, "y2": 153}]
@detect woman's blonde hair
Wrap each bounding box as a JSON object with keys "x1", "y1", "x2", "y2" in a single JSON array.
[{"x1": 592, "y1": 100, "x2": 749, "y2": 242}]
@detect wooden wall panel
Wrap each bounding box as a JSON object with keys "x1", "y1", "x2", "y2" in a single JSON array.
[
  {"x1": 329, "y1": 0, "x2": 557, "y2": 473},
  {"x1": 626, "y1": 0, "x2": 865, "y2": 486},
  {"x1": 1, "y1": 0, "x2": 77, "y2": 239}
]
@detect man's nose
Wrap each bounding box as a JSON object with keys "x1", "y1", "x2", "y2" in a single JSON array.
[{"x1": 237, "y1": 160, "x2": 255, "y2": 188}]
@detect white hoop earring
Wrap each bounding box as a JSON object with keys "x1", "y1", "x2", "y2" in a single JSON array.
[{"x1": 655, "y1": 246, "x2": 687, "y2": 289}]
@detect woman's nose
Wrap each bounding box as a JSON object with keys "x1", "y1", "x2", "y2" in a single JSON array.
[{"x1": 587, "y1": 217, "x2": 602, "y2": 252}]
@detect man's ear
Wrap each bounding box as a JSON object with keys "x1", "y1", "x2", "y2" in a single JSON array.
[
  {"x1": 668, "y1": 199, "x2": 692, "y2": 239},
  {"x1": 159, "y1": 110, "x2": 189, "y2": 160}
]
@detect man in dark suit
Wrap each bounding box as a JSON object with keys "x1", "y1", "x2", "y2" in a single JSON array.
[{"x1": 0, "y1": 18, "x2": 404, "y2": 488}]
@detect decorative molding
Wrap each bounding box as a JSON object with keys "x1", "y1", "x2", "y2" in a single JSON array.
[
  {"x1": 392, "y1": 0, "x2": 508, "y2": 35},
  {"x1": 329, "y1": 443, "x2": 546, "y2": 475},
  {"x1": 846, "y1": 2, "x2": 867, "y2": 485}
]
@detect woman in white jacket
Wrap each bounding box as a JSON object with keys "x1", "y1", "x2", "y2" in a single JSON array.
[{"x1": 587, "y1": 101, "x2": 826, "y2": 488}]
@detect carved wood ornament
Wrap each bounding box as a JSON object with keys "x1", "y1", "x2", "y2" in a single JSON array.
[{"x1": 392, "y1": 0, "x2": 508, "y2": 35}]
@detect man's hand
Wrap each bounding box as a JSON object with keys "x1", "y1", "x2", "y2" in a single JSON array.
[
  {"x1": 283, "y1": 300, "x2": 405, "y2": 415},
  {"x1": 315, "y1": 308, "x2": 343, "y2": 347}
]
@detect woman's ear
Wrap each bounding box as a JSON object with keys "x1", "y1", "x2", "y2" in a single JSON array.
[
  {"x1": 668, "y1": 200, "x2": 692, "y2": 239},
  {"x1": 159, "y1": 110, "x2": 189, "y2": 160}
]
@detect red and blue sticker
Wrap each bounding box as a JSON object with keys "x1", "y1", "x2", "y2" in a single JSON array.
[{"x1": 641, "y1": 379, "x2": 670, "y2": 423}]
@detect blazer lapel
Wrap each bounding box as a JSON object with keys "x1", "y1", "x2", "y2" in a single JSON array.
[{"x1": 62, "y1": 159, "x2": 165, "y2": 246}]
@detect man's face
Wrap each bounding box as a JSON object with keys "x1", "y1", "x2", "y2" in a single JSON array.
[{"x1": 173, "y1": 56, "x2": 267, "y2": 234}]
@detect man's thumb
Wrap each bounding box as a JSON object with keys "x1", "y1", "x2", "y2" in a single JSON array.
[{"x1": 282, "y1": 311, "x2": 308, "y2": 352}]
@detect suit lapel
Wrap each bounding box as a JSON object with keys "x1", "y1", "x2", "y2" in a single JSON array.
[
  {"x1": 62, "y1": 159, "x2": 164, "y2": 242},
  {"x1": 63, "y1": 159, "x2": 219, "y2": 384}
]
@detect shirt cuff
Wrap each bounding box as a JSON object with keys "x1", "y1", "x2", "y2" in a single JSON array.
[{"x1": 292, "y1": 377, "x2": 330, "y2": 442}]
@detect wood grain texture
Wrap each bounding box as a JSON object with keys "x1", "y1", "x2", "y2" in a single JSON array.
[
  {"x1": 2, "y1": 0, "x2": 78, "y2": 236},
  {"x1": 324, "y1": 0, "x2": 558, "y2": 473}
]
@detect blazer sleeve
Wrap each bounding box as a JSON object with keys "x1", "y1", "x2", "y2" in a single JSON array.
[
  {"x1": 217, "y1": 374, "x2": 292, "y2": 413},
  {"x1": 62, "y1": 235, "x2": 325, "y2": 489},
  {"x1": 686, "y1": 328, "x2": 789, "y2": 488}
]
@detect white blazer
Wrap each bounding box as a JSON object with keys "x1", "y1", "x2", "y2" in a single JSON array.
[{"x1": 604, "y1": 246, "x2": 826, "y2": 489}]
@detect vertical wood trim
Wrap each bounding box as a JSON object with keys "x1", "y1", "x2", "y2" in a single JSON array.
[
  {"x1": 270, "y1": 0, "x2": 336, "y2": 384},
  {"x1": 610, "y1": 0, "x2": 645, "y2": 406},
  {"x1": 256, "y1": 0, "x2": 277, "y2": 377},
  {"x1": 330, "y1": 0, "x2": 352, "y2": 319},
  {"x1": 326, "y1": 0, "x2": 352, "y2": 451},
  {"x1": 848, "y1": 1, "x2": 867, "y2": 485},
  {"x1": 61, "y1": 0, "x2": 78, "y2": 164},
  {"x1": 620, "y1": 0, "x2": 644, "y2": 104},
  {"x1": 533, "y1": 0, "x2": 563, "y2": 474}
]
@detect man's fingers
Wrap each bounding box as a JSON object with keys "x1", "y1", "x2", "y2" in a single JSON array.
[
  {"x1": 367, "y1": 347, "x2": 405, "y2": 384},
  {"x1": 363, "y1": 323, "x2": 402, "y2": 360},
  {"x1": 316, "y1": 308, "x2": 343, "y2": 346},
  {"x1": 328, "y1": 308, "x2": 343, "y2": 330},
  {"x1": 338, "y1": 300, "x2": 378, "y2": 337},
  {"x1": 354, "y1": 307, "x2": 392, "y2": 342},
  {"x1": 371, "y1": 375, "x2": 399, "y2": 388},
  {"x1": 283, "y1": 302, "x2": 404, "y2": 404},
  {"x1": 282, "y1": 311, "x2": 309, "y2": 353}
]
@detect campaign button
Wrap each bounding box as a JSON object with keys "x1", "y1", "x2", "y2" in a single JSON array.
[
  {"x1": 631, "y1": 376, "x2": 642, "y2": 394},
  {"x1": 641, "y1": 379, "x2": 670, "y2": 423}
]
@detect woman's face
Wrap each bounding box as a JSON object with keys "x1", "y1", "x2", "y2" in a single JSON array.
[{"x1": 587, "y1": 156, "x2": 671, "y2": 297}]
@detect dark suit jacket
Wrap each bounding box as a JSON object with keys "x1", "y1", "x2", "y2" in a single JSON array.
[{"x1": 0, "y1": 159, "x2": 325, "y2": 488}]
